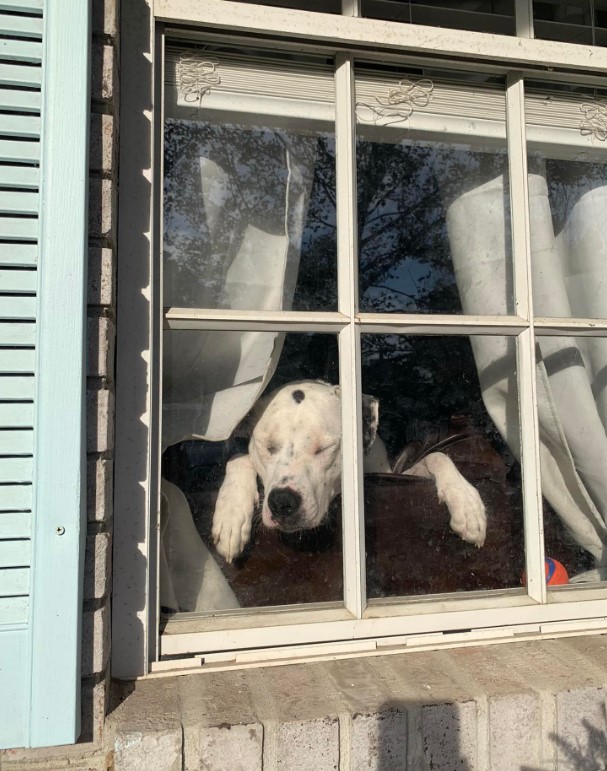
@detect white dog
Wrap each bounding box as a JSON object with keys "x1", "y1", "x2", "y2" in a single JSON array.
[{"x1": 212, "y1": 380, "x2": 487, "y2": 563}]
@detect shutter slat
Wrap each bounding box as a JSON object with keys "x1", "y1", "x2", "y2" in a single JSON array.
[
  {"x1": 0, "y1": 13, "x2": 43, "y2": 39},
  {"x1": 0, "y1": 567, "x2": 29, "y2": 597},
  {"x1": 0, "y1": 62, "x2": 41, "y2": 88},
  {"x1": 0, "y1": 244, "x2": 37, "y2": 267},
  {"x1": 0, "y1": 429, "x2": 33, "y2": 454},
  {"x1": 0, "y1": 39, "x2": 42, "y2": 64},
  {"x1": 0, "y1": 139, "x2": 39, "y2": 163},
  {"x1": 0, "y1": 218, "x2": 38, "y2": 241},
  {"x1": 0, "y1": 322, "x2": 35, "y2": 345},
  {"x1": 0, "y1": 512, "x2": 30, "y2": 539},
  {"x1": 0, "y1": 403, "x2": 33, "y2": 428},
  {"x1": 0, "y1": 350, "x2": 35, "y2": 374},
  {"x1": 0, "y1": 377, "x2": 34, "y2": 401},
  {"x1": 0, "y1": 2, "x2": 42, "y2": 12},
  {"x1": 0, "y1": 165, "x2": 39, "y2": 189},
  {"x1": 0, "y1": 114, "x2": 40, "y2": 139},
  {"x1": 0, "y1": 485, "x2": 31, "y2": 510},
  {"x1": 0, "y1": 458, "x2": 32, "y2": 484},
  {"x1": 0, "y1": 88, "x2": 40, "y2": 113},
  {"x1": 0, "y1": 295, "x2": 36, "y2": 319},
  {"x1": 0, "y1": 596, "x2": 27, "y2": 624},
  {"x1": 0, "y1": 539, "x2": 29, "y2": 567},
  {"x1": 0, "y1": 268, "x2": 36, "y2": 291},
  {"x1": 0, "y1": 192, "x2": 39, "y2": 215}
]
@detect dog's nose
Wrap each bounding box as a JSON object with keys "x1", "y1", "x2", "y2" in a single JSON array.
[{"x1": 267, "y1": 487, "x2": 302, "y2": 522}]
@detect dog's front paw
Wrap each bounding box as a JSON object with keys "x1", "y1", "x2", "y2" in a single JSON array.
[
  {"x1": 212, "y1": 503, "x2": 253, "y2": 564},
  {"x1": 439, "y1": 479, "x2": 487, "y2": 547}
]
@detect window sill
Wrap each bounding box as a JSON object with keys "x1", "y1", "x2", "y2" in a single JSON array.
[{"x1": 107, "y1": 634, "x2": 607, "y2": 769}]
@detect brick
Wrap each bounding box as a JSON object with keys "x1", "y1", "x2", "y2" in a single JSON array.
[
  {"x1": 91, "y1": 43, "x2": 117, "y2": 103},
  {"x1": 114, "y1": 730, "x2": 182, "y2": 771},
  {"x1": 88, "y1": 315, "x2": 115, "y2": 381},
  {"x1": 87, "y1": 456, "x2": 113, "y2": 523},
  {"x1": 82, "y1": 604, "x2": 110, "y2": 678},
  {"x1": 89, "y1": 112, "x2": 117, "y2": 175},
  {"x1": 88, "y1": 247, "x2": 115, "y2": 307},
  {"x1": 554, "y1": 687, "x2": 607, "y2": 768},
  {"x1": 92, "y1": 0, "x2": 118, "y2": 38},
  {"x1": 276, "y1": 718, "x2": 338, "y2": 770},
  {"x1": 89, "y1": 177, "x2": 116, "y2": 243},
  {"x1": 192, "y1": 723, "x2": 263, "y2": 771},
  {"x1": 112, "y1": 679, "x2": 182, "y2": 771},
  {"x1": 84, "y1": 532, "x2": 112, "y2": 601},
  {"x1": 87, "y1": 387, "x2": 115, "y2": 454},
  {"x1": 350, "y1": 709, "x2": 407, "y2": 770},
  {"x1": 421, "y1": 701, "x2": 478, "y2": 770},
  {"x1": 80, "y1": 673, "x2": 110, "y2": 745},
  {"x1": 488, "y1": 693, "x2": 540, "y2": 770}
]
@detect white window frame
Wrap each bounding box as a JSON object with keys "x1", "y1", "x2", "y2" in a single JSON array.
[{"x1": 113, "y1": 0, "x2": 607, "y2": 679}]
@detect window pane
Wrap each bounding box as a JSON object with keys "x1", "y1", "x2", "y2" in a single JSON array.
[
  {"x1": 533, "y1": 336, "x2": 607, "y2": 588},
  {"x1": 534, "y1": 1, "x2": 607, "y2": 46},
  {"x1": 526, "y1": 86, "x2": 607, "y2": 319},
  {"x1": 362, "y1": 0, "x2": 516, "y2": 35},
  {"x1": 161, "y1": 331, "x2": 344, "y2": 613},
  {"x1": 361, "y1": 333, "x2": 524, "y2": 598},
  {"x1": 163, "y1": 46, "x2": 337, "y2": 312},
  {"x1": 356, "y1": 66, "x2": 513, "y2": 315}
]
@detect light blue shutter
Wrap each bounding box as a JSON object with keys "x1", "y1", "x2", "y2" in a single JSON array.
[{"x1": 0, "y1": 0, "x2": 90, "y2": 749}]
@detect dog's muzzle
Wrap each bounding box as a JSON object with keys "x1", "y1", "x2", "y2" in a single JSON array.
[{"x1": 267, "y1": 487, "x2": 302, "y2": 528}]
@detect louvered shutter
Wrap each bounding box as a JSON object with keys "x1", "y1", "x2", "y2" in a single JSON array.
[{"x1": 0, "y1": 0, "x2": 89, "y2": 749}]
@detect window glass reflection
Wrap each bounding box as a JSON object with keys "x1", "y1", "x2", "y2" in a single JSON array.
[
  {"x1": 535, "y1": 336, "x2": 607, "y2": 587},
  {"x1": 362, "y1": 333, "x2": 525, "y2": 598},
  {"x1": 534, "y1": 1, "x2": 607, "y2": 46},
  {"x1": 362, "y1": 0, "x2": 516, "y2": 35},
  {"x1": 161, "y1": 332, "x2": 343, "y2": 613}
]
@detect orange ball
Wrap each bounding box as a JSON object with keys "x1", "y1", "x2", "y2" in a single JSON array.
[{"x1": 521, "y1": 558, "x2": 569, "y2": 586}]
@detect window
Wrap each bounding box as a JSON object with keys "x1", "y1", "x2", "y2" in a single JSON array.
[{"x1": 114, "y1": 0, "x2": 607, "y2": 677}]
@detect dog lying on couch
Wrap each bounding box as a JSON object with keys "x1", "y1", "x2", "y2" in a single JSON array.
[{"x1": 212, "y1": 380, "x2": 487, "y2": 563}]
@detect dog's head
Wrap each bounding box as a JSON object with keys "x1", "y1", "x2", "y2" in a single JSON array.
[{"x1": 248, "y1": 381, "x2": 378, "y2": 531}]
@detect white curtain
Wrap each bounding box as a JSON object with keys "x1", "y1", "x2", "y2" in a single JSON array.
[
  {"x1": 447, "y1": 159, "x2": 607, "y2": 577},
  {"x1": 162, "y1": 124, "x2": 316, "y2": 448}
]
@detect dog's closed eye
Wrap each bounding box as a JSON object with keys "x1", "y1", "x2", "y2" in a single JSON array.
[
  {"x1": 314, "y1": 442, "x2": 337, "y2": 456},
  {"x1": 267, "y1": 443, "x2": 279, "y2": 455}
]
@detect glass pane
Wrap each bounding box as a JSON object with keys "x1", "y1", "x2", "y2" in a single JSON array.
[
  {"x1": 163, "y1": 46, "x2": 337, "y2": 312},
  {"x1": 534, "y1": 336, "x2": 607, "y2": 588},
  {"x1": 361, "y1": 334, "x2": 524, "y2": 598},
  {"x1": 161, "y1": 331, "x2": 343, "y2": 613},
  {"x1": 534, "y1": 0, "x2": 607, "y2": 46},
  {"x1": 526, "y1": 87, "x2": 607, "y2": 319},
  {"x1": 356, "y1": 66, "x2": 513, "y2": 315},
  {"x1": 362, "y1": 0, "x2": 516, "y2": 35},
  {"x1": 224, "y1": 0, "x2": 341, "y2": 10}
]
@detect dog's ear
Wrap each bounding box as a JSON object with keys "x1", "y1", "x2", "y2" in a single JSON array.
[{"x1": 361, "y1": 394, "x2": 379, "y2": 455}]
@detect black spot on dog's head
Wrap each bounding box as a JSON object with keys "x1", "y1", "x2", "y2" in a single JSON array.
[{"x1": 292, "y1": 389, "x2": 305, "y2": 404}]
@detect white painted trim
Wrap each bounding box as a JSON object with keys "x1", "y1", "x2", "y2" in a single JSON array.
[
  {"x1": 506, "y1": 73, "x2": 546, "y2": 605},
  {"x1": 155, "y1": 0, "x2": 607, "y2": 74},
  {"x1": 335, "y1": 54, "x2": 366, "y2": 619},
  {"x1": 160, "y1": 594, "x2": 607, "y2": 657},
  {"x1": 113, "y1": 0, "x2": 156, "y2": 679}
]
